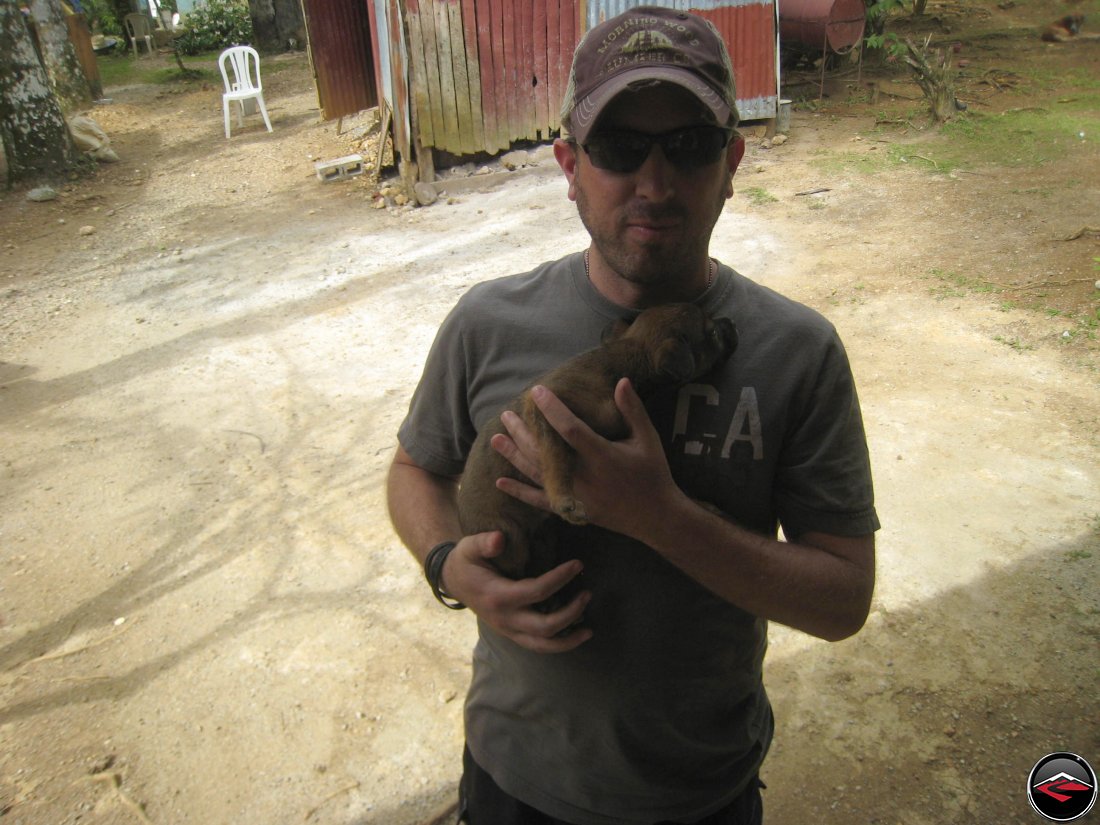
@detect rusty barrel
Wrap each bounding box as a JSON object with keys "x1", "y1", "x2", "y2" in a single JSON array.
[{"x1": 778, "y1": 0, "x2": 866, "y2": 53}]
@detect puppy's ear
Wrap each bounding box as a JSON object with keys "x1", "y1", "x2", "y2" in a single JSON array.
[
  {"x1": 602, "y1": 318, "x2": 632, "y2": 344},
  {"x1": 653, "y1": 339, "x2": 697, "y2": 382}
]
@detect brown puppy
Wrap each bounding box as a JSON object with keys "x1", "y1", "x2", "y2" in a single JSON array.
[
  {"x1": 457, "y1": 303, "x2": 737, "y2": 580},
  {"x1": 1042, "y1": 14, "x2": 1084, "y2": 41}
]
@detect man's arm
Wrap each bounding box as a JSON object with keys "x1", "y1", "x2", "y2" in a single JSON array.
[
  {"x1": 386, "y1": 445, "x2": 594, "y2": 652},
  {"x1": 492, "y1": 380, "x2": 876, "y2": 642}
]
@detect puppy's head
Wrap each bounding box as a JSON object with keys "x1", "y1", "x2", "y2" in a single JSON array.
[{"x1": 620, "y1": 304, "x2": 737, "y2": 383}]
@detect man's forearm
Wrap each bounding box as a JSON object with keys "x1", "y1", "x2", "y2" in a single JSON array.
[
  {"x1": 641, "y1": 490, "x2": 875, "y2": 642},
  {"x1": 386, "y1": 447, "x2": 463, "y2": 564}
]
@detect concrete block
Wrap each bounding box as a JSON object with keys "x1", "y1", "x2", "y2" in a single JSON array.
[{"x1": 314, "y1": 154, "x2": 366, "y2": 183}]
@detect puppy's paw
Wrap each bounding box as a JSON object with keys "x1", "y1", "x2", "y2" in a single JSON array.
[{"x1": 555, "y1": 496, "x2": 589, "y2": 525}]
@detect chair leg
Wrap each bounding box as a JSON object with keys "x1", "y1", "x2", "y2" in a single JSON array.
[
  {"x1": 257, "y1": 95, "x2": 273, "y2": 132},
  {"x1": 223, "y1": 99, "x2": 231, "y2": 138},
  {"x1": 236, "y1": 101, "x2": 245, "y2": 129}
]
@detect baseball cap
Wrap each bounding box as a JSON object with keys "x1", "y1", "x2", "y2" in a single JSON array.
[{"x1": 562, "y1": 6, "x2": 738, "y2": 143}]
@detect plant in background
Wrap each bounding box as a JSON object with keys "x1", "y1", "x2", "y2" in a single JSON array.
[
  {"x1": 174, "y1": 0, "x2": 253, "y2": 55},
  {"x1": 79, "y1": 0, "x2": 121, "y2": 35},
  {"x1": 864, "y1": 0, "x2": 904, "y2": 41},
  {"x1": 903, "y1": 35, "x2": 962, "y2": 122},
  {"x1": 863, "y1": 0, "x2": 928, "y2": 59},
  {"x1": 864, "y1": 31, "x2": 907, "y2": 61}
]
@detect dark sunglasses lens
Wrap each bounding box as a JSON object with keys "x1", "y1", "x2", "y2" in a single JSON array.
[
  {"x1": 585, "y1": 133, "x2": 651, "y2": 173},
  {"x1": 664, "y1": 128, "x2": 730, "y2": 168},
  {"x1": 584, "y1": 127, "x2": 731, "y2": 172}
]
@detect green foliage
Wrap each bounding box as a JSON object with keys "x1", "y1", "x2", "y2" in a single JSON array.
[
  {"x1": 864, "y1": 31, "x2": 907, "y2": 60},
  {"x1": 80, "y1": 0, "x2": 121, "y2": 36},
  {"x1": 174, "y1": 0, "x2": 253, "y2": 56},
  {"x1": 863, "y1": 0, "x2": 927, "y2": 53},
  {"x1": 864, "y1": 0, "x2": 905, "y2": 41}
]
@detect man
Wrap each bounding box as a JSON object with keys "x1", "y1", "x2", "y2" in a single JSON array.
[{"x1": 387, "y1": 7, "x2": 879, "y2": 824}]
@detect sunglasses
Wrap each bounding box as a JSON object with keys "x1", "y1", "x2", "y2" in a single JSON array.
[{"x1": 579, "y1": 125, "x2": 735, "y2": 173}]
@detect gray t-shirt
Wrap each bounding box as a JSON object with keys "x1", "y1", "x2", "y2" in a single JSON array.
[{"x1": 398, "y1": 252, "x2": 879, "y2": 825}]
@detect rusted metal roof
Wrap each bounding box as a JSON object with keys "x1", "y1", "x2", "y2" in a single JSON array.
[{"x1": 586, "y1": 1, "x2": 779, "y2": 121}]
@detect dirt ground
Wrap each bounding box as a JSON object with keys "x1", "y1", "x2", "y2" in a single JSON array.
[{"x1": 1, "y1": 3, "x2": 1098, "y2": 823}]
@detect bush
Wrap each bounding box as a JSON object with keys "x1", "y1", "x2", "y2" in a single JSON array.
[
  {"x1": 80, "y1": 0, "x2": 122, "y2": 35},
  {"x1": 175, "y1": 0, "x2": 253, "y2": 55}
]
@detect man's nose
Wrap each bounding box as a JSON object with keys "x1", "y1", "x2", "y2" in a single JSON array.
[{"x1": 632, "y1": 143, "x2": 676, "y2": 200}]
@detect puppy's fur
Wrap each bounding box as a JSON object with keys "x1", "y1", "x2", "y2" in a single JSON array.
[
  {"x1": 457, "y1": 303, "x2": 737, "y2": 580},
  {"x1": 1042, "y1": 14, "x2": 1085, "y2": 41}
]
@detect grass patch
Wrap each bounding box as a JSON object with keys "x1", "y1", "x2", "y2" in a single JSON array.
[
  {"x1": 98, "y1": 52, "x2": 220, "y2": 88},
  {"x1": 810, "y1": 139, "x2": 962, "y2": 176},
  {"x1": 888, "y1": 144, "x2": 964, "y2": 175},
  {"x1": 994, "y1": 335, "x2": 1036, "y2": 352},
  {"x1": 926, "y1": 268, "x2": 1000, "y2": 300},
  {"x1": 741, "y1": 187, "x2": 778, "y2": 206},
  {"x1": 811, "y1": 149, "x2": 894, "y2": 175},
  {"x1": 936, "y1": 99, "x2": 1100, "y2": 168},
  {"x1": 1008, "y1": 186, "x2": 1054, "y2": 199},
  {"x1": 1018, "y1": 65, "x2": 1100, "y2": 95},
  {"x1": 813, "y1": 80, "x2": 1100, "y2": 178}
]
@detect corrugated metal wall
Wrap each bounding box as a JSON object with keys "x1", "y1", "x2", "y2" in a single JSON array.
[
  {"x1": 363, "y1": 0, "x2": 783, "y2": 169},
  {"x1": 302, "y1": 0, "x2": 378, "y2": 120},
  {"x1": 403, "y1": 0, "x2": 577, "y2": 156},
  {"x1": 585, "y1": 0, "x2": 779, "y2": 121},
  {"x1": 370, "y1": 0, "x2": 414, "y2": 163}
]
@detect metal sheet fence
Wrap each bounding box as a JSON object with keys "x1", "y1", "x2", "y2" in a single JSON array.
[
  {"x1": 384, "y1": 0, "x2": 776, "y2": 163},
  {"x1": 405, "y1": 0, "x2": 577, "y2": 155},
  {"x1": 302, "y1": 0, "x2": 378, "y2": 120}
]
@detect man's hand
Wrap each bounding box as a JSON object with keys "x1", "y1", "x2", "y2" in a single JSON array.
[
  {"x1": 443, "y1": 530, "x2": 593, "y2": 653},
  {"x1": 492, "y1": 378, "x2": 683, "y2": 544}
]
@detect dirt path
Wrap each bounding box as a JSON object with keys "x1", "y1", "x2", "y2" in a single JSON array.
[{"x1": 1, "y1": 8, "x2": 1098, "y2": 823}]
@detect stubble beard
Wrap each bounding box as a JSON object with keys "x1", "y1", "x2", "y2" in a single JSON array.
[{"x1": 574, "y1": 172, "x2": 726, "y2": 290}]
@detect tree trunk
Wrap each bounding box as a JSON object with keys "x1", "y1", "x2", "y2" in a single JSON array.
[
  {"x1": 248, "y1": 0, "x2": 303, "y2": 52},
  {"x1": 904, "y1": 35, "x2": 959, "y2": 122},
  {"x1": 0, "y1": 0, "x2": 87, "y2": 186},
  {"x1": 29, "y1": 0, "x2": 92, "y2": 112}
]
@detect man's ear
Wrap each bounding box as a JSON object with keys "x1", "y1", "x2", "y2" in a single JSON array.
[
  {"x1": 554, "y1": 138, "x2": 579, "y2": 202},
  {"x1": 731, "y1": 135, "x2": 746, "y2": 171},
  {"x1": 725, "y1": 135, "x2": 745, "y2": 198}
]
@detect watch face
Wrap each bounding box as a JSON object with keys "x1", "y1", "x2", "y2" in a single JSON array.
[{"x1": 1027, "y1": 752, "x2": 1097, "y2": 822}]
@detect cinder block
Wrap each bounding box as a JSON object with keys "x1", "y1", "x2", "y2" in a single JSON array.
[{"x1": 314, "y1": 155, "x2": 365, "y2": 183}]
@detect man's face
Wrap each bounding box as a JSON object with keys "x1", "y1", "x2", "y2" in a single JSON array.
[{"x1": 555, "y1": 84, "x2": 740, "y2": 295}]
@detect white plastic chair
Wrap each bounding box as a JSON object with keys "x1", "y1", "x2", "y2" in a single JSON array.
[
  {"x1": 218, "y1": 46, "x2": 273, "y2": 139},
  {"x1": 124, "y1": 13, "x2": 154, "y2": 57}
]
